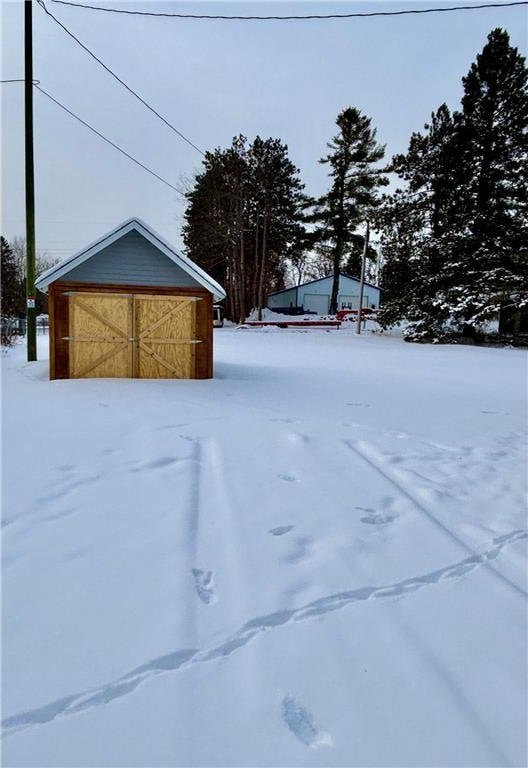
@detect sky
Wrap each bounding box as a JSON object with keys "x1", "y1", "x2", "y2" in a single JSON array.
[{"x1": 1, "y1": 0, "x2": 527, "y2": 262}]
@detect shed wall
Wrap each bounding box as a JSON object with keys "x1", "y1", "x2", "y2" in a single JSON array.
[
  {"x1": 48, "y1": 282, "x2": 213, "y2": 380},
  {"x1": 64, "y1": 230, "x2": 204, "y2": 289}
]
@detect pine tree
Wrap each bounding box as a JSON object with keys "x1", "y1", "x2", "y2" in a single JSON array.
[
  {"x1": 376, "y1": 189, "x2": 432, "y2": 333},
  {"x1": 183, "y1": 136, "x2": 305, "y2": 321},
  {"x1": 312, "y1": 107, "x2": 387, "y2": 313},
  {"x1": 379, "y1": 104, "x2": 464, "y2": 339},
  {"x1": 450, "y1": 28, "x2": 528, "y2": 324},
  {"x1": 247, "y1": 137, "x2": 306, "y2": 318},
  {"x1": 182, "y1": 138, "x2": 248, "y2": 320},
  {"x1": 1, "y1": 236, "x2": 25, "y2": 319},
  {"x1": 379, "y1": 29, "x2": 528, "y2": 340},
  {"x1": 342, "y1": 234, "x2": 378, "y2": 278}
]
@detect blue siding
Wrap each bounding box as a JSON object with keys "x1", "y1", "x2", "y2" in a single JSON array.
[
  {"x1": 64, "y1": 230, "x2": 204, "y2": 289},
  {"x1": 269, "y1": 275, "x2": 380, "y2": 314},
  {"x1": 267, "y1": 288, "x2": 297, "y2": 309}
]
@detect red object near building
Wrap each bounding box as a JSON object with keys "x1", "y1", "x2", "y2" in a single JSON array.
[{"x1": 336, "y1": 307, "x2": 378, "y2": 322}]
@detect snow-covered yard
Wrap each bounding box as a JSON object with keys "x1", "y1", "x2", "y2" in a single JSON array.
[{"x1": 2, "y1": 327, "x2": 527, "y2": 767}]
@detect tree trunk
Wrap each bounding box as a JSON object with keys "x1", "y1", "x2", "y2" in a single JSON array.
[
  {"x1": 329, "y1": 177, "x2": 346, "y2": 315},
  {"x1": 231, "y1": 242, "x2": 239, "y2": 322},
  {"x1": 329, "y1": 236, "x2": 342, "y2": 315},
  {"x1": 257, "y1": 214, "x2": 268, "y2": 321},
  {"x1": 238, "y1": 223, "x2": 246, "y2": 324},
  {"x1": 252, "y1": 214, "x2": 260, "y2": 310}
]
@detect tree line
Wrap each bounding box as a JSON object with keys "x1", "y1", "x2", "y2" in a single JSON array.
[
  {"x1": 2, "y1": 29, "x2": 525, "y2": 343},
  {"x1": 378, "y1": 28, "x2": 528, "y2": 341},
  {"x1": 1, "y1": 237, "x2": 55, "y2": 319},
  {"x1": 184, "y1": 27, "x2": 527, "y2": 339},
  {"x1": 183, "y1": 110, "x2": 387, "y2": 321}
]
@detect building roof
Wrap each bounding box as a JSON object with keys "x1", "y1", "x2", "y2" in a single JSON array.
[
  {"x1": 268, "y1": 272, "x2": 381, "y2": 297},
  {"x1": 35, "y1": 218, "x2": 227, "y2": 302}
]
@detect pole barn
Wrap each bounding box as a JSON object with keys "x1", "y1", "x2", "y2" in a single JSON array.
[{"x1": 35, "y1": 218, "x2": 226, "y2": 380}]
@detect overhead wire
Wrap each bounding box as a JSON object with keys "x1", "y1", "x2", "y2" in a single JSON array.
[
  {"x1": 36, "y1": 0, "x2": 205, "y2": 156},
  {"x1": 34, "y1": 84, "x2": 188, "y2": 197},
  {"x1": 50, "y1": 0, "x2": 528, "y2": 20}
]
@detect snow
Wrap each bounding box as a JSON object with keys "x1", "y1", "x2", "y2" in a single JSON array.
[{"x1": 2, "y1": 328, "x2": 527, "y2": 767}]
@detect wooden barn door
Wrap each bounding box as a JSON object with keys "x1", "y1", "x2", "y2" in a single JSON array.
[
  {"x1": 134, "y1": 295, "x2": 198, "y2": 378},
  {"x1": 69, "y1": 292, "x2": 133, "y2": 378},
  {"x1": 68, "y1": 292, "x2": 200, "y2": 379}
]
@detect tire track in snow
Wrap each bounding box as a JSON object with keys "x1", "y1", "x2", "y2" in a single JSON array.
[
  {"x1": 394, "y1": 615, "x2": 510, "y2": 766},
  {"x1": 3, "y1": 529, "x2": 525, "y2": 739},
  {"x1": 178, "y1": 438, "x2": 203, "y2": 643},
  {"x1": 199, "y1": 437, "x2": 239, "y2": 607},
  {"x1": 2, "y1": 472, "x2": 103, "y2": 530},
  {"x1": 197, "y1": 437, "x2": 263, "y2": 715},
  {"x1": 344, "y1": 439, "x2": 527, "y2": 599}
]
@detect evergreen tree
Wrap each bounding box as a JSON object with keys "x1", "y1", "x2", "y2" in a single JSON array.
[
  {"x1": 312, "y1": 107, "x2": 387, "y2": 313},
  {"x1": 1, "y1": 236, "x2": 25, "y2": 319},
  {"x1": 376, "y1": 189, "x2": 433, "y2": 333},
  {"x1": 379, "y1": 29, "x2": 528, "y2": 340},
  {"x1": 342, "y1": 233, "x2": 378, "y2": 278},
  {"x1": 247, "y1": 137, "x2": 306, "y2": 318},
  {"x1": 379, "y1": 104, "x2": 463, "y2": 338},
  {"x1": 182, "y1": 137, "x2": 248, "y2": 320},
  {"x1": 451, "y1": 28, "x2": 528, "y2": 323},
  {"x1": 183, "y1": 136, "x2": 306, "y2": 321}
]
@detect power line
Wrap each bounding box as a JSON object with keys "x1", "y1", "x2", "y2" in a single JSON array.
[
  {"x1": 51, "y1": 0, "x2": 528, "y2": 20},
  {"x1": 1, "y1": 78, "x2": 41, "y2": 84},
  {"x1": 34, "y1": 84, "x2": 187, "y2": 197},
  {"x1": 36, "y1": 0, "x2": 204, "y2": 156}
]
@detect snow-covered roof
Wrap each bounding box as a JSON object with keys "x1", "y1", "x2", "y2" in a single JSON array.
[{"x1": 35, "y1": 218, "x2": 226, "y2": 302}]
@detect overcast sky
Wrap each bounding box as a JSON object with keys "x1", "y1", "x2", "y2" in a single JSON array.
[{"x1": 1, "y1": 0, "x2": 526, "y2": 261}]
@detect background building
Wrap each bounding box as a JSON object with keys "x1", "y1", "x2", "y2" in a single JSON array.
[{"x1": 267, "y1": 274, "x2": 381, "y2": 315}]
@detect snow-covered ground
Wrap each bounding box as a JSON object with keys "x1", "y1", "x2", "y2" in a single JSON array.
[{"x1": 2, "y1": 327, "x2": 527, "y2": 767}]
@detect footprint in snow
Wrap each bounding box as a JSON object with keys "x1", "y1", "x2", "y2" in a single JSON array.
[
  {"x1": 281, "y1": 695, "x2": 331, "y2": 748},
  {"x1": 278, "y1": 474, "x2": 296, "y2": 483},
  {"x1": 192, "y1": 569, "x2": 217, "y2": 605},
  {"x1": 283, "y1": 536, "x2": 313, "y2": 564},
  {"x1": 131, "y1": 456, "x2": 179, "y2": 472},
  {"x1": 360, "y1": 512, "x2": 399, "y2": 526},
  {"x1": 269, "y1": 525, "x2": 294, "y2": 536},
  {"x1": 58, "y1": 464, "x2": 75, "y2": 473}
]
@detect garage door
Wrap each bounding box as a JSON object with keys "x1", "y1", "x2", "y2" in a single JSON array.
[
  {"x1": 68, "y1": 292, "x2": 200, "y2": 378},
  {"x1": 303, "y1": 293, "x2": 329, "y2": 315}
]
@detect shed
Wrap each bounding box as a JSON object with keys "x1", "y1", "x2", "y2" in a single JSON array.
[
  {"x1": 267, "y1": 273, "x2": 381, "y2": 315},
  {"x1": 35, "y1": 218, "x2": 226, "y2": 380}
]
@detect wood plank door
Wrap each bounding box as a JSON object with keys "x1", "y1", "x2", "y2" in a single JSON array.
[
  {"x1": 134, "y1": 295, "x2": 199, "y2": 378},
  {"x1": 69, "y1": 292, "x2": 133, "y2": 378}
]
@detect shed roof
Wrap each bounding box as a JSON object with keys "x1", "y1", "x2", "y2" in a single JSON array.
[
  {"x1": 268, "y1": 272, "x2": 381, "y2": 297},
  {"x1": 35, "y1": 218, "x2": 226, "y2": 302}
]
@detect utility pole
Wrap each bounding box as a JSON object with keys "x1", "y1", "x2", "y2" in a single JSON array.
[
  {"x1": 355, "y1": 219, "x2": 370, "y2": 335},
  {"x1": 25, "y1": 0, "x2": 37, "y2": 361}
]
